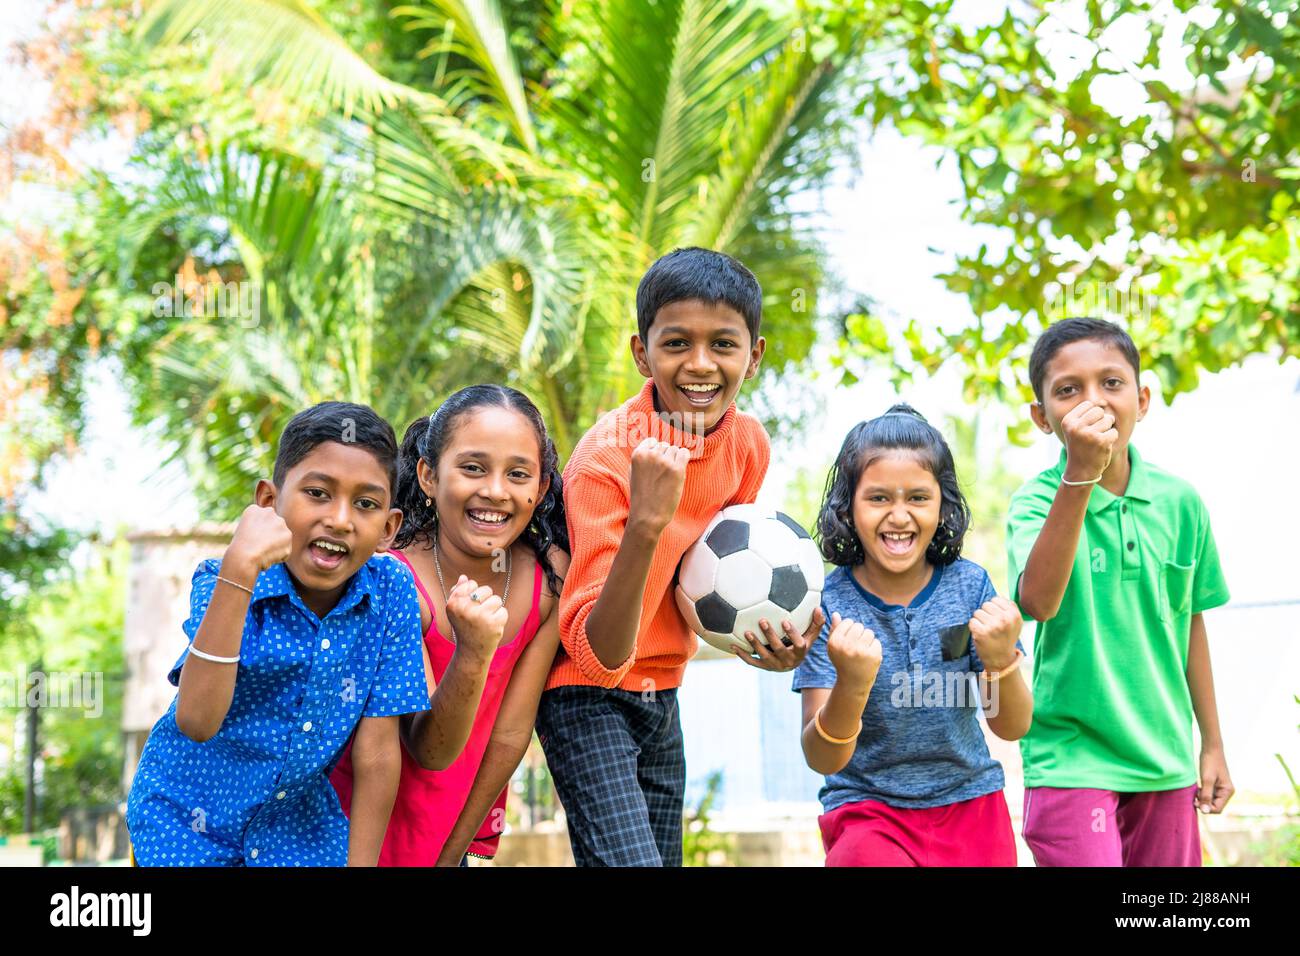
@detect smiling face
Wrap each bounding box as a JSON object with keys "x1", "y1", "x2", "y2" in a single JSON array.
[
  {"x1": 1030, "y1": 337, "x2": 1150, "y2": 449},
  {"x1": 851, "y1": 451, "x2": 942, "y2": 577},
  {"x1": 256, "y1": 441, "x2": 402, "y2": 614},
  {"x1": 631, "y1": 299, "x2": 765, "y2": 433},
  {"x1": 417, "y1": 405, "x2": 548, "y2": 558}
]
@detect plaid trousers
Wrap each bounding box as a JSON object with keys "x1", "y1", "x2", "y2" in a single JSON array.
[{"x1": 537, "y1": 685, "x2": 685, "y2": 867}]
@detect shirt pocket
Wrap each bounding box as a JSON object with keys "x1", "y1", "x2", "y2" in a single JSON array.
[
  {"x1": 936, "y1": 621, "x2": 972, "y2": 662},
  {"x1": 1160, "y1": 559, "x2": 1196, "y2": 622}
]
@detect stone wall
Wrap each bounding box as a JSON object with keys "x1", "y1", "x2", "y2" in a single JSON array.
[{"x1": 122, "y1": 525, "x2": 234, "y2": 785}]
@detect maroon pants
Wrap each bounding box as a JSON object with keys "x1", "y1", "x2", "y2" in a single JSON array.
[{"x1": 1022, "y1": 785, "x2": 1201, "y2": 867}]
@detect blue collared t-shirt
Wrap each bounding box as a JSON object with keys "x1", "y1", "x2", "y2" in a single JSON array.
[
  {"x1": 792, "y1": 559, "x2": 1019, "y2": 812},
  {"x1": 126, "y1": 555, "x2": 429, "y2": 866}
]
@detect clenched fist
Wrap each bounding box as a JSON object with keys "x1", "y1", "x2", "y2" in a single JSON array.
[
  {"x1": 969, "y1": 596, "x2": 1022, "y2": 672},
  {"x1": 445, "y1": 574, "x2": 509, "y2": 662},
  {"x1": 628, "y1": 438, "x2": 690, "y2": 535},
  {"x1": 1061, "y1": 400, "x2": 1117, "y2": 482},
  {"x1": 224, "y1": 504, "x2": 294, "y2": 581},
  {"x1": 825, "y1": 612, "x2": 882, "y2": 689}
]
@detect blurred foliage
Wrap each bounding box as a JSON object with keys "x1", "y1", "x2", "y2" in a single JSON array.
[
  {"x1": 1, "y1": 0, "x2": 901, "y2": 516},
  {"x1": 944, "y1": 414, "x2": 1023, "y2": 593},
  {"x1": 835, "y1": 0, "x2": 1300, "y2": 443},
  {"x1": 0, "y1": 539, "x2": 126, "y2": 834},
  {"x1": 1255, "y1": 694, "x2": 1300, "y2": 866},
  {"x1": 683, "y1": 768, "x2": 737, "y2": 867}
]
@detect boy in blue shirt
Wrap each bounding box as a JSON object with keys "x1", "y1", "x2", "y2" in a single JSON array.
[{"x1": 127, "y1": 402, "x2": 485, "y2": 866}]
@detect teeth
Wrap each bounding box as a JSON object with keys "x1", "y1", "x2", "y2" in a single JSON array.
[
  {"x1": 314, "y1": 540, "x2": 347, "y2": 553},
  {"x1": 681, "y1": 384, "x2": 719, "y2": 392},
  {"x1": 469, "y1": 510, "x2": 508, "y2": 523},
  {"x1": 883, "y1": 532, "x2": 913, "y2": 540}
]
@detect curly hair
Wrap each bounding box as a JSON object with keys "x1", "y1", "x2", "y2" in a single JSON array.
[{"x1": 816, "y1": 404, "x2": 971, "y2": 568}]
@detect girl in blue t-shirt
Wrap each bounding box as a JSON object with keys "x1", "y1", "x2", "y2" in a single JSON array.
[{"x1": 793, "y1": 404, "x2": 1033, "y2": 866}]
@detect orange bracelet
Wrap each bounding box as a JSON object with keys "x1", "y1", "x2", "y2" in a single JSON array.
[
  {"x1": 980, "y1": 648, "x2": 1025, "y2": 682},
  {"x1": 814, "y1": 705, "x2": 860, "y2": 745}
]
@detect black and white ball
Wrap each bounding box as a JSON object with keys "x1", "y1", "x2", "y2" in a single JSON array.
[{"x1": 675, "y1": 505, "x2": 825, "y2": 655}]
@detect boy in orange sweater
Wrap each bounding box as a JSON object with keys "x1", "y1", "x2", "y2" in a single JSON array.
[{"x1": 537, "y1": 247, "x2": 825, "y2": 866}]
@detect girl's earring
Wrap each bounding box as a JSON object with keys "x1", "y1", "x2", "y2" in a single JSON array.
[{"x1": 425, "y1": 496, "x2": 432, "y2": 508}]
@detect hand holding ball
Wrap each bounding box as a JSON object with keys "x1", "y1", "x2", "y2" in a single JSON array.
[{"x1": 675, "y1": 505, "x2": 825, "y2": 655}]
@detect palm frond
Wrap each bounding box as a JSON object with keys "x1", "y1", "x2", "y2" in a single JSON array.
[
  {"x1": 137, "y1": 0, "x2": 439, "y2": 118},
  {"x1": 687, "y1": 40, "x2": 836, "y2": 250},
  {"x1": 546, "y1": 0, "x2": 790, "y2": 253},
  {"x1": 395, "y1": 0, "x2": 538, "y2": 152}
]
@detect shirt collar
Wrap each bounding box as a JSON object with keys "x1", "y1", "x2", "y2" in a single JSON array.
[
  {"x1": 844, "y1": 562, "x2": 945, "y2": 612},
  {"x1": 253, "y1": 558, "x2": 377, "y2": 619},
  {"x1": 1051, "y1": 443, "x2": 1151, "y2": 515}
]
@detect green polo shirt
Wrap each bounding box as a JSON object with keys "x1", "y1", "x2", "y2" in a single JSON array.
[{"x1": 1006, "y1": 444, "x2": 1230, "y2": 791}]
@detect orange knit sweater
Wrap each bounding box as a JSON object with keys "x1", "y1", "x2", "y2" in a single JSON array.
[{"x1": 546, "y1": 379, "x2": 771, "y2": 693}]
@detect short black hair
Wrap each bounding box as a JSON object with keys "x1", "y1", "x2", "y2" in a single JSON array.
[
  {"x1": 635, "y1": 246, "x2": 762, "y2": 345},
  {"x1": 816, "y1": 404, "x2": 971, "y2": 568},
  {"x1": 272, "y1": 401, "x2": 398, "y2": 495},
  {"x1": 1029, "y1": 317, "x2": 1141, "y2": 403}
]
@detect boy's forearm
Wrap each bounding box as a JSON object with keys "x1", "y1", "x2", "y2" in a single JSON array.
[
  {"x1": 802, "y1": 681, "x2": 872, "y2": 776},
  {"x1": 407, "y1": 648, "x2": 492, "y2": 771},
  {"x1": 347, "y1": 723, "x2": 401, "y2": 866},
  {"x1": 175, "y1": 556, "x2": 258, "y2": 741},
  {"x1": 582, "y1": 520, "x2": 661, "y2": 670},
  {"x1": 1018, "y1": 484, "x2": 1091, "y2": 621},
  {"x1": 435, "y1": 732, "x2": 531, "y2": 866},
  {"x1": 1187, "y1": 614, "x2": 1224, "y2": 749}
]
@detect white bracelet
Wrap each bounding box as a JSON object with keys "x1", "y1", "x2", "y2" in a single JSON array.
[
  {"x1": 1060, "y1": 474, "x2": 1103, "y2": 487},
  {"x1": 187, "y1": 644, "x2": 240, "y2": 665}
]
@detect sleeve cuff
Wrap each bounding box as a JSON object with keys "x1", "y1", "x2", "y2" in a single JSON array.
[
  {"x1": 362, "y1": 688, "x2": 432, "y2": 717},
  {"x1": 571, "y1": 627, "x2": 636, "y2": 688}
]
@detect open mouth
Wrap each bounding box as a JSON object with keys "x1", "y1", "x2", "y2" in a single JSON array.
[
  {"x1": 678, "y1": 383, "x2": 722, "y2": 407},
  {"x1": 308, "y1": 537, "x2": 350, "y2": 571},
  {"x1": 467, "y1": 508, "x2": 511, "y2": 533},
  {"x1": 879, "y1": 531, "x2": 916, "y2": 556}
]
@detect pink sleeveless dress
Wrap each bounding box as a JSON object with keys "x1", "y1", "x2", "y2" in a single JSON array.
[{"x1": 330, "y1": 549, "x2": 544, "y2": 864}]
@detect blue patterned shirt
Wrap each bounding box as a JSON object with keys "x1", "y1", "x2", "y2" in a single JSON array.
[
  {"x1": 126, "y1": 556, "x2": 429, "y2": 866},
  {"x1": 792, "y1": 559, "x2": 1021, "y2": 811}
]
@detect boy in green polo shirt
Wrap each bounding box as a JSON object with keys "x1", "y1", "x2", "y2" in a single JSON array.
[{"x1": 1007, "y1": 317, "x2": 1233, "y2": 866}]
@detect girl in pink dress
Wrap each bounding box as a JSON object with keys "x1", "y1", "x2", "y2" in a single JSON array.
[{"x1": 331, "y1": 385, "x2": 568, "y2": 865}]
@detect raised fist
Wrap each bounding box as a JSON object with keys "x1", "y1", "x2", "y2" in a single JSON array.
[
  {"x1": 969, "y1": 596, "x2": 1022, "y2": 672},
  {"x1": 1061, "y1": 400, "x2": 1117, "y2": 481},
  {"x1": 825, "y1": 612, "x2": 883, "y2": 688},
  {"x1": 444, "y1": 574, "x2": 509, "y2": 660},
  {"x1": 225, "y1": 504, "x2": 294, "y2": 577},
  {"x1": 628, "y1": 438, "x2": 690, "y2": 534}
]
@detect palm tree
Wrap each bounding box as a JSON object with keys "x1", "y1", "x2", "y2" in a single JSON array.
[{"x1": 114, "y1": 0, "x2": 876, "y2": 515}]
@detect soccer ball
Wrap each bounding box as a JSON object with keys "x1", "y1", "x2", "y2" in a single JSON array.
[{"x1": 675, "y1": 504, "x2": 825, "y2": 655}]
